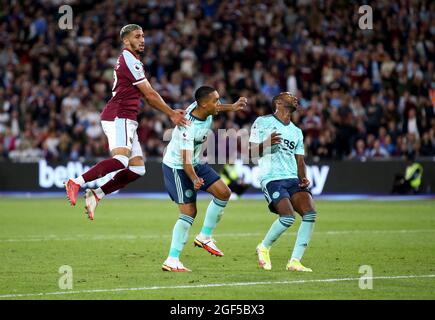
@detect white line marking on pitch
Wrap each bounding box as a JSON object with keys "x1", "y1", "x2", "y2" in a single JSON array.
[
  {"x1": 1, "y1": 274, "x2": 434, "y2": 299},
  {"x1": 0, "y1": 229, "x2": 434, "y2": 243}
]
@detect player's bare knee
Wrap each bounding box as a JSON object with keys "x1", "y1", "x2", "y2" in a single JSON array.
[
  {"x1": 276, "y1": 198, "x2": 294, "y2": 216},
  {"x1": 112, "y1": 147, "x2": 131, "y2": 157},
  {"x1": 128, "y1": 156, "x2": 144, "y2": 167},
  {"x1": 219, "y1": 186, "x2": 232, "y2": 201},
  {"x1": 300, "y1": 204, "x2": 315, "y2": 214},
  {"x1": 180, "y1": 211, "x2": 196, "y2": 219},
  {"x1": 179, "y1": 204, "x2": 197, "y2": 218},
  {"x1": 277, "y1": 203, "x2": 295, "y2": 217},
  {"x1": 278, "y1": 211, "x2": 295, "y2": 218},
  {"x1": 186, "y1": 209, "x2": 197, "y2": 219}
]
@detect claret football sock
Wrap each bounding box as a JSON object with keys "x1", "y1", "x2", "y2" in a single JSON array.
[
  {"x1": 262, "y1": 216, "x2": 295, "y2": 248},
  {"x1": 81, "y1": 155, "x2": 129, "y2": 184},
  {"x1": 200, "y1": 198, "x2": 228, "y2": 238},
  {"x1": 291, "y1": 211, "x2": 317, "y2": 260},
  {"x1": 100, "y1": 168, "x2": 141, "y2": 195},
  {"x1": 168, "y1": 214, "x2": 195, "y2": 258}
]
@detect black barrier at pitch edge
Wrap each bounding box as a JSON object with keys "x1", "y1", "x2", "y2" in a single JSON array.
[{"x1": 0, "y1": 160, "x2": 433, "y2": 195}]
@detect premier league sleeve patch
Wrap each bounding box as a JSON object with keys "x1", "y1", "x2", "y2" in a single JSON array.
[{"x1": 133, "y1": 63, "x2": 144, "y2": 78}]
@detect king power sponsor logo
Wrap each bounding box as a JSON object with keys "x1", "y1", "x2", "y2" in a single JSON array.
[{"x1": 38, "y1": 160, "x2": 116, "y2": 189}]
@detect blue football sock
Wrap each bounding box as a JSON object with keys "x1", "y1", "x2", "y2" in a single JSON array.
[
  {"x1": 262, "y1": 216, "x2": 295, "y2": 248},
  {"x1": 291, "y1": 211, "x2": 317, "y2": 260},
  {"x1": 200, "y1": 198, "x2": 228, "y2": 237},
  {"x1": 168, "y1": 214, "x2": 194, "y2": 258}
]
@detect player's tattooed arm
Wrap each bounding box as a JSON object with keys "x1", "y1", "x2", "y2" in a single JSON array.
[
  {"x1": 295, "y1": 154, "x2": 310, "y2": 188},
  {"x1": 182, "y1": 149, "x2": 204, "y2": 190},
  {"x1": 136, "y1": 80, "x2": 189, "y2": 127},
  {"x1": 250, "y1": 132, "x2": 281, "y2": 159},
  {"x1": 216, "y1": 97, "x2": 247, "y2": 113}
]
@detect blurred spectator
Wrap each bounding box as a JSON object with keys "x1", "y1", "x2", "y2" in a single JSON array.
[
  {"x1": 302, "y1": 107, "x2": 321, "y2": 139},
  {"x1": 365, "y1": 96, "x2": 383, "y2": 135},
  {"x1": 420, "y1": 131, "x2": 434, "y2": 156},
  {"x1": 313, "y1": 131, "x2": 333, "y2": 160},
  {"x1": 349, "y1": 139, "x2": 370, "y2": 161},
  {"x1": 261, "y1": 73, "x2": 281, "y2": 100},
  {"x1": 402, "y1": 108, "x2": 423, "y2": 140},
  {"x1": 370, "y1": 139, "x2": 390, "y2": 158}
]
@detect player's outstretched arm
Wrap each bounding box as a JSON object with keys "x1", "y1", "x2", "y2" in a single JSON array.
[
  {"x1": 250, "y1": 132, "x2": 281, "y2": 159},
  {"x1": 136, "y1": 79, "x2": 188, "y2": 127},
  {"x1": 295, "y1": 154, "x2": 310, "y2": 188},
  {"x1": 216, "y1": 97, "x2": 247, "y2": 113},
  {"x1": 182, "y1": 150, "x2": 204, "y2": 190}
]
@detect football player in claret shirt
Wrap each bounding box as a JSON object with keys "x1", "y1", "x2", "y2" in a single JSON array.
[
  {"x1": 65, "y1": 24, "x2": 188, "y2": 219},
  {"x1": 250, "y1": 92, "x2": 318, "y2": 272}
]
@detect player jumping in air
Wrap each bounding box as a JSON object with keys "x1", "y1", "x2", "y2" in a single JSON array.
[
  {"x1": 64, "y1": 24, "x2": 188, "y2": 220},
  {"x1": 161, "y1": 86, "x2": 247, "y2": 272},
  {"x1": 250, "y1": 92, "x2": 317, "y2": 272}
]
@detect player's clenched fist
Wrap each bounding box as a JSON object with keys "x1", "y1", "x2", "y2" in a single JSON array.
[
  {"x1": 232, "y1": 97, "x2": 248, "y2": 111},
  {"x1": 193, "y1": 177, "x2": 205, "y2": 190},
  {"x1": 298, "y1": 177, "x2": 310, "y2": 188},
  {"x1": 269, "y1": 132, "x2": 282, "y2": 145}
]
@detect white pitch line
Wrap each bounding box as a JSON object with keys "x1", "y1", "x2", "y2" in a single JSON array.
[
  {"x1": 0, "y1": 229, "x2": 434, "y2": 243},
  {"x1": 1, "y1": 274, "x2": 435, "y2": 299},
  {"x1": 0, "y1": 233, "x2": 260, "y2": 242}
]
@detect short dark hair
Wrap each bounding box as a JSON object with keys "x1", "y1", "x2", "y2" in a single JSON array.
[
  {"x1": 120, "y1": 24, "x2": 142, "y2": 40},
  {"x1": 194, "y1": 86, "x2": 216, "y2": 104},
  {"x1": 271, "y1": 93, "x2": 288, "y2": 111},
  {"x1": 271, "y1": 95, "x2": 281, "y2": 112}
]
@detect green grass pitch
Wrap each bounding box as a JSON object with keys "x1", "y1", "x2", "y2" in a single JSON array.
[{"x1": 0, "y1": 198, "x2": 434, "y2": 300}]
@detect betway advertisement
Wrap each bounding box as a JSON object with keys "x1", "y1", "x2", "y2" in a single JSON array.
[
  {"x1": 38, "y1": 160, "x2": 116, "y2": 189},
  {"x1": 0, "y1": 160, "x2": 433, "y2": 194},
  {"x1": 37, "y1": 160, "x2": 329, "y2": 195}
]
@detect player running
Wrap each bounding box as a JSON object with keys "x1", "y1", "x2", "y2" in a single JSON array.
[
  {"x1": 64, "y1": 24, "x2": 187, "y2": 220},
  {"x1": 250, "y1": 92, "x2": 317, "y2": 272},
  {"x1": 161, "y1": 86, "x2": 247, "y2": 272}
]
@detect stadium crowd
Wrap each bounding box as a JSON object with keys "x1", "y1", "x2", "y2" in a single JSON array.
[{"x1": 0, "y1": 0, "x2": 434, "y2": 163}]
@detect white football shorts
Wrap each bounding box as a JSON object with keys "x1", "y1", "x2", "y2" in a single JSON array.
[{"x1": 101, "y1": 117, "x2": 143, "y2": 159}]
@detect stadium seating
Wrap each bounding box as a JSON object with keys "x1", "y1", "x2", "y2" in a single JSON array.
[{"x1": 0, "y1": 0, "x2": 433, "y2": 162}]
